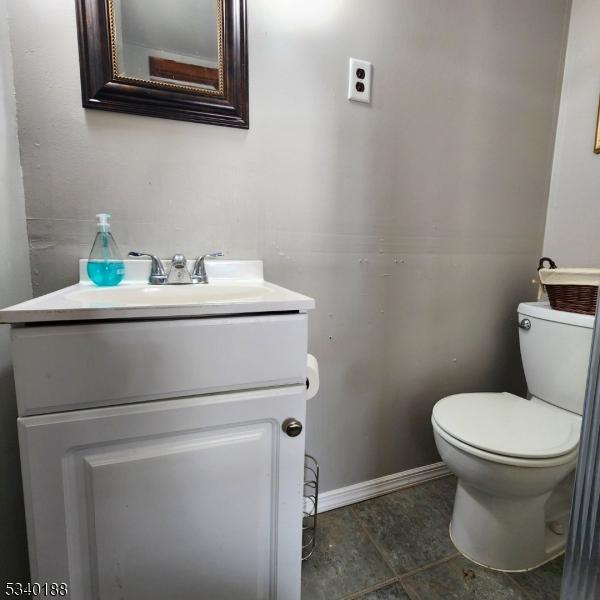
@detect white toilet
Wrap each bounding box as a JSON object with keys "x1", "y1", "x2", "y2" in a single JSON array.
[{"x1": 432, "y1": 301, "x2": 593, "y2": 572}]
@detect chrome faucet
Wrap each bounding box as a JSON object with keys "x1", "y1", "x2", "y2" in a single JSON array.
[
  {"x1": 129, "y1": 251, "x2": 223, "y2": 285},
  {"x1": 192, "y1": 252, "x2": 224, "y2": 284},
  {"x1": 166, "y1": 254, "x2": 193, "y2": 285}
]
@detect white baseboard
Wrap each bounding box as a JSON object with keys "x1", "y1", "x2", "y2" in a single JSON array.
[{"x1": 314, "y1": 462, "x2": 451, "y2": 514}]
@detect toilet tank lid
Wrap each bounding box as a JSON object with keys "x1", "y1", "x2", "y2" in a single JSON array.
[{"x1": 518, "y1": 301, "x2": 595, "y2": 329}]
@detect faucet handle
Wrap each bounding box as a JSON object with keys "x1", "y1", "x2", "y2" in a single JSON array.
[
  {"x1": 197, "y1": 251, "x2": 224, "y2": 262},
  {"x1": 201, "y1": 251, "x2": 224, "y2": 259},
  {"x1": 128, "y1": 251, "x2": 167, "y2": 285},
  {"x1": 192, "y1": 251, "x2": 224, "y2": 283}
]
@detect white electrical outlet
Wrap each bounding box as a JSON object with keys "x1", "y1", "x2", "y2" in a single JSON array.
[{"x1": 348, "y1": 58, "x2": 372, "y2": 103}]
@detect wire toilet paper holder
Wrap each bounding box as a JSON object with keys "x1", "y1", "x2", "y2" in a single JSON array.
[{"x1": 302, "y1": 454, "x2": 319, "y2": 561}]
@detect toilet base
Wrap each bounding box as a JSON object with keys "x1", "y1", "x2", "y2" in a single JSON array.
[
  {"x1": 449, "y1": 524, "x2": 566, "y2": 573},
  {"x1": 449, "y1": 480, "x2": 570, "y2": 572}
]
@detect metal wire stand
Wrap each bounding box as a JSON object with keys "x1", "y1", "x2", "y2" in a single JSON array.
[{"x1": 302, "y1": 454, "x2": 319, "y2": 561}]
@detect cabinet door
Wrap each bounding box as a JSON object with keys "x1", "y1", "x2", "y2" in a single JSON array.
[{"x1": 18, "y1": 386, "x2": 306, "y2": 600}]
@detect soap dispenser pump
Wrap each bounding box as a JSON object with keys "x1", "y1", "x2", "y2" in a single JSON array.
[{"x1": 87, "y1": 213, "x2": 125, "y2": 286}]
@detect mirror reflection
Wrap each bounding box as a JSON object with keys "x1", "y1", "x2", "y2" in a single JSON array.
[{"x1": 111, "y1": 0, "x2": 221, "y2": 91}]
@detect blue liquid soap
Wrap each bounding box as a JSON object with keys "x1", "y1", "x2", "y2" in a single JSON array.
[
  {"x1": 87, "y1": 213, "x2": 125, "y2": 287},
  {"x1": 87, "y1": 260, "x2": 125, "y2": 286}
]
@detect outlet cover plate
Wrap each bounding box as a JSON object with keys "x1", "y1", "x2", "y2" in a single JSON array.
[{"x1": 348, "y1": 58, "x2": 372, "y2": 103}]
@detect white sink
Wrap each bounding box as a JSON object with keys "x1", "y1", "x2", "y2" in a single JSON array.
[
  {"x1": 65, "y1": 282, "x2": 272, "y2": 307},
  {"x1": 0, "y1": 259, "x2": 315, "y2": 323}
]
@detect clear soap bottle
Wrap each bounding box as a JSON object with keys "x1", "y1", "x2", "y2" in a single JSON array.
[{"x1": 87, "y1": 213, "x2": 125, "y2": 286}]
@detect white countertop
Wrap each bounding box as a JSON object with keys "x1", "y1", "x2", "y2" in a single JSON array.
[{"x1": 0, "y1": 259, "x2": 315, "y2": 324}]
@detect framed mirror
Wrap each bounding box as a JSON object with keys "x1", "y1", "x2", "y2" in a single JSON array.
[{"x1": 75, "y1": 0, "x2": 248, "y2": 128}]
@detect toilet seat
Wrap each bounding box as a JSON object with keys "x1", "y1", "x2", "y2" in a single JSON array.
[{"x1": 432, "y1": 392, "x2": 581, "y2": 467}]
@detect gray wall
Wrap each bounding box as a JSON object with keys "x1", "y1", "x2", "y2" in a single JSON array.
[
  {"x1": 0, "y1": 0, "x2": 31, "y2": 582},
  {"x1": 7, "y1": 0, "x2": 569, "y2": 493},
  {"x1": 543, "y1": 0, "x2": 600, "y2": 266}
]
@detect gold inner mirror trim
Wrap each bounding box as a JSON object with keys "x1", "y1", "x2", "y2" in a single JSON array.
[
  {"x1": 595, "y1": 96, "x2": 600, "y2": 154},
  {"x1": 107, "y1": 0, "x2": 225, "y2": 96}
]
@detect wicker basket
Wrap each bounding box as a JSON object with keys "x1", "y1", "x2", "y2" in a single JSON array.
[{"x1": 538, "y1": 257, "x2": 599, "y2": 316}]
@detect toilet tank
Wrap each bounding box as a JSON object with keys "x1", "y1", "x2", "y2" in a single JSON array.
[{"x1": 518, "y1": 301, "x2": 594, "y2": 415}]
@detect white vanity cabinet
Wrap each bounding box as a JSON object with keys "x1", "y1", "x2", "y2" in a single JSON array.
[
  {"x1": 2, "y1": 262, "x2": 315, "y2": 600},
  {"x1": 19, "y1": 385, "x2": 306, "y2": 600}
]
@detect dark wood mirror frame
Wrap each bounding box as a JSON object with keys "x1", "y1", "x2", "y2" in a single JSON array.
[{"x1": 75, "y1": 0, "x2": 248, "y2": 128}]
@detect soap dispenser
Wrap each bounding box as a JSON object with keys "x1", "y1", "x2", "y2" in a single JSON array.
[{"x1": 87, "y1": 213, "x2": 125, "y2": 286}]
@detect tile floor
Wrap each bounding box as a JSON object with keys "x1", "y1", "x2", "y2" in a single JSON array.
[{"x1": 301, "y1": 476, "x2": 564, "y2": 600}]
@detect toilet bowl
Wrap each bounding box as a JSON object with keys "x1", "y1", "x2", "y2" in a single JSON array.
[{"x1": 432, "y1": 302, "x2": 593, "y2": 572}]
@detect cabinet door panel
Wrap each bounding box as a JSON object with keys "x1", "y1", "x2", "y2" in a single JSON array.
[{"x1": 19, "y1": 386, "x2": 306, "y2": 600}]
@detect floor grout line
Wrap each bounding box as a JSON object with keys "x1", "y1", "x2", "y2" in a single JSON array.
[
  {"x1": 349, "y1": 503, "x2": 402, "y2": 578},
  {"x1": 397, "y1": 578, "x2": 423, "y2": 600},
  {"x1": 337, "y1": 576, "x2": 400, "y2": 600},
  {"x1": 401, "y1": 580, "x2": 423, "y2": 600},
  {"x1": 333, "y1": 504, "x2": 400, "y2": 599},
  {"x1": 397, "y1": 552, "x2": 461, "y2": 581}
]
